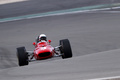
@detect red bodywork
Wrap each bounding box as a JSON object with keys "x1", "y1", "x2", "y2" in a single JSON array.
[{"x1": 33, "y1": 41, "x2": 55, "y2": 60}]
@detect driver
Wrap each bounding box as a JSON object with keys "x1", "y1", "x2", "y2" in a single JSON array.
[
  {"x1": 36, "y1": 34, "x2": 47, "y2": 43},
  {"x1": 30, "y1": 34, "x2": 47, "y2": 60}
]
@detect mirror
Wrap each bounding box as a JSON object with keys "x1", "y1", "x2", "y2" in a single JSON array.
[
  {"x1": 48, "y1": 40, "x2": 51, "y2": 43},
  {"x1": 33, "y1": 42, "x2": 36, "y2": 45}
]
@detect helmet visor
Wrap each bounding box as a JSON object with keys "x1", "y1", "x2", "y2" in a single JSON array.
[{"x1": 40, "y1": 37, "x2": 47, "y2": 41}]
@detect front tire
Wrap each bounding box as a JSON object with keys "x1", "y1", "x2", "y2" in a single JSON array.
[
  {"x1": 59, "y1": 39, "x2": 72, "y2": 59},
  {"x1": 17, "y1": 47, "x2": 29, "y2": 66}
]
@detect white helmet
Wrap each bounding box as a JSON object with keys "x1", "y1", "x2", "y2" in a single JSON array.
[{"x1": 39, "y1": 34, "x2": 47, "y2": 41}]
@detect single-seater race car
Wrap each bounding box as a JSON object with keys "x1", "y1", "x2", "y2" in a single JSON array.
[{"x1": 16, "y1": 39, "x2": 72, "y2": 66}]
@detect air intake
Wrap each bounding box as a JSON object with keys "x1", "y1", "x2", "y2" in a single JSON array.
[{"x1": 38, "y1": 52, "x2": 50, "y2": 57}]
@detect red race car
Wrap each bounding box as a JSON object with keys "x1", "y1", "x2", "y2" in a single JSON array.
[{"x1": 17, "y1": 39, "x2": 72, "y2": 66}]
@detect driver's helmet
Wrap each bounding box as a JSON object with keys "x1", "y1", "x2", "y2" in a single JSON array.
[{"x1": 39, "y1": 34, "x2": 47, "y2": 41}]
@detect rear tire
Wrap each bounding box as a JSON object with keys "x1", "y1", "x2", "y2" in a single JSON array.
[
  {"x1": 17, "y1": 47, "x2": 29, "y2": 66},
  {"x1": 59, "y1": 39, "x2": 72, "y2": 59}
]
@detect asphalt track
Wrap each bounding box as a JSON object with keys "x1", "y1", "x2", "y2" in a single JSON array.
[
  {"x1": 0, "y1": 0, "x2": 120, "y2": 18},
  {"x1": 1, "y1": 0, "x2": 119, "y2": 70},
  {"x1": 0, "y1": 9, "x2": 120, "y2": 79},
  {"x1": 0, "y1": 0, "x2": 120, "y2": 79}
]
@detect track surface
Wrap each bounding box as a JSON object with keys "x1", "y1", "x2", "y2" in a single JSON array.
[
  {"x1": 0, "y1": 49, "x2": 120, "y2": 80},
  {"x1": 1, "y1": 0, "x2": 120, "y2": 70},
  {"x1": 0, "y1": 0, "x2": 120, "y2": 18},
  {"x1": 0, "y1": 0, "x2": 120, "y2": 79},
  {"x1": 0, "y1": 8, "x2": 120, "y2": 67}
]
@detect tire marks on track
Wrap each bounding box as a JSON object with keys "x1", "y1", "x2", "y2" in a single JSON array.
[{"x1": 0, "y1": 47, "x2": 17, "y2": 69}]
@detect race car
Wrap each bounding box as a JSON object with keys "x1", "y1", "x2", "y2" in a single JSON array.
[{"x1": 16, "y1": 39, "x2": 72, "y2": 66}]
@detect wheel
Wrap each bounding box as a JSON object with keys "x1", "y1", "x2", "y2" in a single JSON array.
[
  {"x1": 59, "y1": 39, "x2": 72, "y2": 59},
  {"x1": 16, "y1": 47, "x2": 29, "y2": 66}
]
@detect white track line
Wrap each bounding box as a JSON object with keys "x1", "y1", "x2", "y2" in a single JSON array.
[
  {"x1": 0, "y1": 6, "x2": 120, "y2": 23},
  {"x1": 88, "y1": 76, "x2": 120, "y2": 80},
  {"x1": 0, "y1": 0, "x2": 28, "y2": 5},
  {"x1": 0, "y1": 7, "x2": 120, "y2": 23}
]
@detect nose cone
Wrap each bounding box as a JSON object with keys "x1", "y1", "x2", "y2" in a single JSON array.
[
  {"x1": 37, "y1": 46, "x2": 51, "y2": 54},
  {"x1": 35, "y1": 46, "x2": 53, "y2": 59}
]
